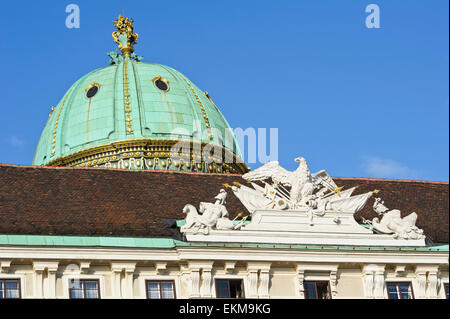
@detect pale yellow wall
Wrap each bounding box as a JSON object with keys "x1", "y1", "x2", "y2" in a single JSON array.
[
  {"x1": 25, "y1": 273, "x2": 34, "y2": 298},
  {"x1": 56, "y1": 277, "x2": 63, "y2": 297},
  {"x1": 269, "y1": 273, "x2": 297, "y2": 297},
  {"x1": 335, "y1": 269, "x2": 365, "y2": 299},
  {"x1": 1, "y1": 255, "x2": 448, "y2": 299}
]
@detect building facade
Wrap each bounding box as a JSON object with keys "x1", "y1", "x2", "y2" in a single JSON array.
[
  {"x1": 1, "y1": 239, "x2": 448, "y2": 299},
  {"x1": 0, "y1": 16, "x2": 448, "y2": 299}
]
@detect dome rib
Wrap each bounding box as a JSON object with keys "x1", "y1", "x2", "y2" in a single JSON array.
[{"x1": 130, "y1": 61, "x2": 146, "y2": 138}]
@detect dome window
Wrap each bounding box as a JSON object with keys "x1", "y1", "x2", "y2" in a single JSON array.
[
  {"x1": 152, "y1": 76, "x2": 170, "y2": 92},
  {"x1": 85, "y1": 82, "x2": 102, "y2": 99}
]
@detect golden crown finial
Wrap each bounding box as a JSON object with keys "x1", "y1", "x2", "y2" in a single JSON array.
[{"x1": 112, "y1": 15, "x2": 138, "y2": 58}]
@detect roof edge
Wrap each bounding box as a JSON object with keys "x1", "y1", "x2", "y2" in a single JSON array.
[
  {"x1": 1, "y1": 163, "x2": 448, "y2": 184},
  {"x1": 0, "y1": 163, "x2": 244, "y2": 177},
  {"x1": 0, "y1": 234, "x2": 448, "y2": 252},
  {"x1": 333, "y1": 176, "x2": 449, "y2": 184}
]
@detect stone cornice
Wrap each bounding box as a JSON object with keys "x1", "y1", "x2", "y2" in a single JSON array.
[{"x1": 1, "y1": 246, "x2": 448, "y2": 265}]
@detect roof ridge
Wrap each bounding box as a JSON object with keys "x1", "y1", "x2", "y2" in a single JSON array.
[
  {"x1": 0, "y1": 163, "x2": 244, "y2": 177},
  {"x1": 333, "y1": 176, "x2": 449, "y2": 184},
  {"x1": 1, "y1": 163, "x2": 448, "y2": 184}
]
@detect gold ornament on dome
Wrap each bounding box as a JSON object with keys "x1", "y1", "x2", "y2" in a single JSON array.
[
  {"x1": 48, "y1": 106, "x2": 55, "y2": 118},
  {"x1": 44, "y1": 137, "x2": 248, "y2": 174},
  {"x1": 85, "y1": 82, "x2": 102, "y2": 93},
  {"x1": 112, "y1": 15, "x2": 138, "y2": 58}
]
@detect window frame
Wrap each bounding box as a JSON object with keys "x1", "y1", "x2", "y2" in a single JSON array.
[
  {"x1": 303, "y1": 280, "x2": 332, "y2": 299},
  {"x1": 444, "y1": 282, "x2": 449, "y2": 299},
  {"x1": 0, "y1": 278, "x2": 22, "y2": 299},
  {"x1": 145, "y1": 279, "x2": 176, "y2": 299},
  {"x1": 386, "y1": 281, "x2": 415, "y2": 299},
  {"x1": 152, "y1": 76, "x2": 170, "y2": 92},
  {"x1": 214, "y1": 278, "x2": 245, "y2": 299},
  {"x1": 68, "y1": 278, "x2": 101, "y2": 299},
  {"x1": 138, "y1": 275, "x2": 180, "y2": 299}
]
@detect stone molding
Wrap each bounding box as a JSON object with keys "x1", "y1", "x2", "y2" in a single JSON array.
[
  {"x1": 110, "y1": 262, "x2": 136, "y2": 298},
  {"x1": 415, "y1": 265, "x2": 441, "y2": 299},
  {"x1": 32, "y1": 261, "x2": 60, "y2": 298},
  {"x1": 362, "y1": 264, "x2": 386, "y2": 299},
  {"x1": 247, "y1": 262, "x2": 272, "y2": 299}
]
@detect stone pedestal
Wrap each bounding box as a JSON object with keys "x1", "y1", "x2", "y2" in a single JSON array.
[{"x1": 183, "y1": 209, "x2": 426, "y2": 247}]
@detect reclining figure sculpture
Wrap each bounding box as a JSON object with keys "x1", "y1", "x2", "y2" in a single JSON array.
[
  {"x1": 180, "y1": 189, "x2": 246, "y2": 235},
  {"x1": 365, "y1": 197, "x2": 425, "y2": 240}
]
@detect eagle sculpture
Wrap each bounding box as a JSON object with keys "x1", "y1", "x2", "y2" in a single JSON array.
[{"x1": 242, "y1": 157, "x2": 339, "y2": 204}]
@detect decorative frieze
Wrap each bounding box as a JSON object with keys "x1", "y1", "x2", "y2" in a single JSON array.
[
  {"x1": 155, "y1": 262, "x2": 168, "y2": 275},
  {"x1": 247, "y1": 262, "x2": 272, "y2": 299},
  {"x1": 32, "y1": 261, "x2": 59, "y2": 299},
  {"x1": 0, "y1": 257, "x2": 447, "y2": 299},
  {"x1": 296, "y1": 269, "x2": 305, "y2": 298},
  {"x1": 416, "y1": 265, "x2": 441, "y2": 299},
  {"x1": 427, "y1": 271, "x2": 439, "y2": 299},
  {"x1": 44, "y1": 138, "x2": 248, "y2": 174},
  {"x1": 189, "y1": 268, "x2": 201, "y2": 298},
  {"x1": 110, "y1": 262, "x2": 136, "y2": 298},
  {"x1": 200, "y1": 268, "x2": 213, "y2": 298},
  {"x1": 182, "y1": 261, "x2": 215, "y2": 298},
  {"x1": 258, "y1": 269, "x2": 270, "y2": 299},
  {"x1": 415, "y1": 269, "x2": 427, "y2": 298},
  {"x1": 0, "y1": 260, "x2": 11, "y2": 273},
  {"x1": 247, "y1": 268, "x2": 259, "y2": 298},
  {"x1": 224, "y1": 261, "x2": 236, "y2": 274},
  {"x1": 329, "y1": 270, "x2": 338, "y2": 298},
  {"x1": 362, "y1": 264, "x2": 385, "y2": 299}
]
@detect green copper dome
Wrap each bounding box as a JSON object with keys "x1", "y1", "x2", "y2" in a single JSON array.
[
  {"x1": 33, "y1": 60, "x2": 247, "y2": 173},
  {"x1": 33, "y1": 16, "x2": 247, "y2": 174}
]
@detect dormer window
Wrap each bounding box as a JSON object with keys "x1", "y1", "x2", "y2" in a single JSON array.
[
  {"x1": 85, "y1": 82, "x2": 102, "y2": 98},
  {"x1": 152, "y1": 76, "x2": 170, "y2": 92}
]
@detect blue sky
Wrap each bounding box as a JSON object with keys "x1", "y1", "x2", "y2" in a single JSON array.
[{"x1": 0, "y1": 0, "x2": 448, "y2": 181}]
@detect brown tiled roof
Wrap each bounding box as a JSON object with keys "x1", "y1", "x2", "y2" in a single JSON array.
[{"x1": 0, "y1": 164, "x2": 448, "y2": 243}]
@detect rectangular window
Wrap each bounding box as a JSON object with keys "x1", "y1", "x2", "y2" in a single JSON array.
[
  {"x1": 215, "y1": 279, "x2": 245, "y2": 298},
  {"x1": 69, "y1": 279, "x2": 100, "y2": 299},
  {"x1": 444, "y1": 283, "x2": 449, "y2": 299},
  {"x1": 0, "y1": 279, "x2": 21, "y2": 299},
  {"x1": 146, "y1": 280, "x2": 176, "y2": 299},
  {"x1": 387, "y1": 282, "x2": 414, "y2": 299},
  {"x1": 304, "y1": 281, "x2": 332, "y2": 299}
]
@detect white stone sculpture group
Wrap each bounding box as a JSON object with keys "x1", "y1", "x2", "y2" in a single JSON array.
[
  {"x1": 180, "y1": 189, "x2": 245, "y2": 235},
  {"x1": 232, "y1": 157, "x2": 375, "y2": 217},
  {"x1": 365, "y1": 197, "x2": 425, "y2": 240},
  {"x1": 179, "y1": 156, "x2": 426, "y2": 241}
]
